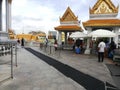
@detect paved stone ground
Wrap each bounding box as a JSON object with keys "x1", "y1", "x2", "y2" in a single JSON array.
[
  {"x1": 0, "y1": 45, "x2": 119, "y2": 90},
  {"x1": 0, "y1": 47, "x2": 85, "y2": 90},
  {"x1": 0, "y1": 54, "x2": 12, "y2": 82},
  {"x1": 31, "y1": 46, "x2": 116, "y2": 86}
]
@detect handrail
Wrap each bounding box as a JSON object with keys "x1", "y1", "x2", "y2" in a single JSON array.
[{"x1": 0, "y1": 40, "x2": 17, "y2": 82}]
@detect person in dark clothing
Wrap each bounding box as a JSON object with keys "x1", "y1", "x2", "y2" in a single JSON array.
[
  {"x1": 17, "y1": 38, "x2": 20, "y2": 45},
  {"x1": 108, "y1": 40, "x2": 116, "y2": 58},
  {"x1": 45, "y1": 38, "x2": 48, "y2": 47},
  {"x1": 110, "y1": 41, "x2": 116, "y2": 51},
  {"x1": 54, "y1": 38, "x2": 58, "y2": 51},
  {"x1": 21, "y1": 38, "x2": 25, "y2": 47},
  {"x1": 75, "y1": 38, "x2": 81, "y2": 48},
  {"x1": 98, "y1": 39, "x2": 106, "y2": 62}
]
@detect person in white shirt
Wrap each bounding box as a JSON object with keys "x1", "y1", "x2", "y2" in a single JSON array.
[{"x1": 98, "y1": 39, "x2": 106, "y2": 62}]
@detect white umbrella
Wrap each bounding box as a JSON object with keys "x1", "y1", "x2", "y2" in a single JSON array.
[
  {"x1": 87, "y1": 29, "x2": 116, "y2": 37},
  {"x1": 69, "y1": 32, "x2": 87, "y2": 38}
]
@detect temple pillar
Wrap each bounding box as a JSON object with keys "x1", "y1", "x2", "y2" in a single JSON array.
[
  {"x1": 58, "y1": 31, "x2": 62, "y2": 45},
  {"x1": 6, "y1": 0, "x2": 11, "y2": 32},
  {"x1": 84, "y1": 27, "x2": 92, "y2": 54},
  {"x1": 0, "y1": 0, "x2": 2, "y2": 31},
  {"x1": 114, "y1": 27, "x2": 119, "y2": 48},
  {"x1": 84, "y1": 38, "x2": 91, "y2": 54}
]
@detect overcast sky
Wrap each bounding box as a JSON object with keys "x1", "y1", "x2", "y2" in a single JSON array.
[{"x1": 2, "y1": 0, "x2": 120, "y2": 34}]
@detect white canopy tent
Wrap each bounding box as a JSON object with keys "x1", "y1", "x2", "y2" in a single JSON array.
[
  {"x1": 69, "y1": 31, "x2": 87, "y2": 38},
  {"x1": 87, "y1": 29, "x2": 116, "y2": 37}
]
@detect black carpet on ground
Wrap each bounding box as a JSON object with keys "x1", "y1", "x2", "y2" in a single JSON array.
[{"x1": 25, "y1": 48, "x2": 118, "y2": 90}]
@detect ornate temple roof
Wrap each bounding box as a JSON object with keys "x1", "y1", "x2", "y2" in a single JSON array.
[
  {"x1": 55, "y1": 7, "x2": 82, "y2": 31},
  {"x1": 60, "y1": 7, "x2": 78, "y2": 22},
  {"x1": 83, "y1": 19, "x2": 120, "y2": 27},
  {"x1": 89, "y1": 0, "x2": 119, "y2": 14},
  {"x1": 83, "y1": 0, "x2": 120, "y2": 28}
]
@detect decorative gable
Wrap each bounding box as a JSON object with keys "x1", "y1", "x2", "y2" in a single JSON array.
[
  {"x1": 90, "y1": 0, "x2": 119, "y2": 14},
  {"x1": 54, "y1": 6, "x2": 82, "y2": 31},
  {"x1": 60, "y1": 7, "x2": 78, "y2": 22},
  {"x1": 94, "y1": 1, "x2": 112, "y2": 14}
]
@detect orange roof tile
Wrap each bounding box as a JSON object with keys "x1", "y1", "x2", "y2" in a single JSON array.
[
  {"x1": 54, "y1": 25, "x2": 82, "y2": 31},
  {"x1": 83, "y1": 19, "x2": 120, "y2": 27}
]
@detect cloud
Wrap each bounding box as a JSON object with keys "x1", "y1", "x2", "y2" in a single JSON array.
[
  {"x1": 12, "y1": 0, "x2": 60, "y2": 34},
  {"x1": 9, "y1": 0, "x2": 120, "y2": 34},
  {"x1": 12, "y1": 0, "x2": 27, "y2": 7}
]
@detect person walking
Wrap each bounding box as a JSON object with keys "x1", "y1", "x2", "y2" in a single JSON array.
[
  {"x1": 21, "y1": 38, "x2": 25, "y2": 47},
  {"x1": 54, "y1": 38, "x2": 58, "y2": 51},
  {"x1": 98, "y1": 39, "x2": 106, "y2": 62},
  {"x1": 45, "y1": 38, "x2": 48, "y2": 47},
  {"x1": 17, "y1": 38, "x2": 20, "y2": 46}
]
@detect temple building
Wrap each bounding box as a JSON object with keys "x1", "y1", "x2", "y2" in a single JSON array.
[
  {"x1": 83, "y1": 0, "x2": 120, "y2": 49},
  {"x1": 54, "y1": 7, "x2": 82, "y2": 45},
  {"x1": 0, "y1": 0, "x2": 12, "y2": 32},
  {"x1": 8, "y1": 29, "x2": 15, "y2": 39}
]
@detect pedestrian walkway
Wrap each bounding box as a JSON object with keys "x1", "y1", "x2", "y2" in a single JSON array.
[
  {"x1": 0, "y1": 47, "x2": 85, "y2": 90},
  {"x1": 0, "y1": 46, "x2": 120, "y2": 90}
]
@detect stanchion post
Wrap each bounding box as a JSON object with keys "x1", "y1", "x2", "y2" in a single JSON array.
[
  {"x1": 11, "y1": 44, "x2": 13, "y2": 78},
  {"x1": 15, "y1": 44, "x2": 17, "y2": 67},
  {"x1": 50, "y1": 45, "x2": 51, "y2": 54},
  {"x1": 58, "y1": 45, "x2": 61, "y2": 58}
]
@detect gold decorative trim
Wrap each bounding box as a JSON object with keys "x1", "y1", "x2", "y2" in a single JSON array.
[{"x1": 90, "y1": 0, "x2": 118, "y2": 14}]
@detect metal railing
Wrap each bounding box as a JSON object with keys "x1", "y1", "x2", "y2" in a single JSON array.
[
  {"x1": 0, "y1": 40, "x2": 17, "y2": 83},
  {"x1": 39, "y1": 43, "x2": 62, "y2": 58}
]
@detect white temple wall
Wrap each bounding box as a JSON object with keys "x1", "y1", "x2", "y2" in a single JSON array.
[
  {"x1": 58, "y1": 31, "x2": 62, "y2": 45},
  {"x1": 113, "y1": 27, "x2": 120, "y2": 48}
]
